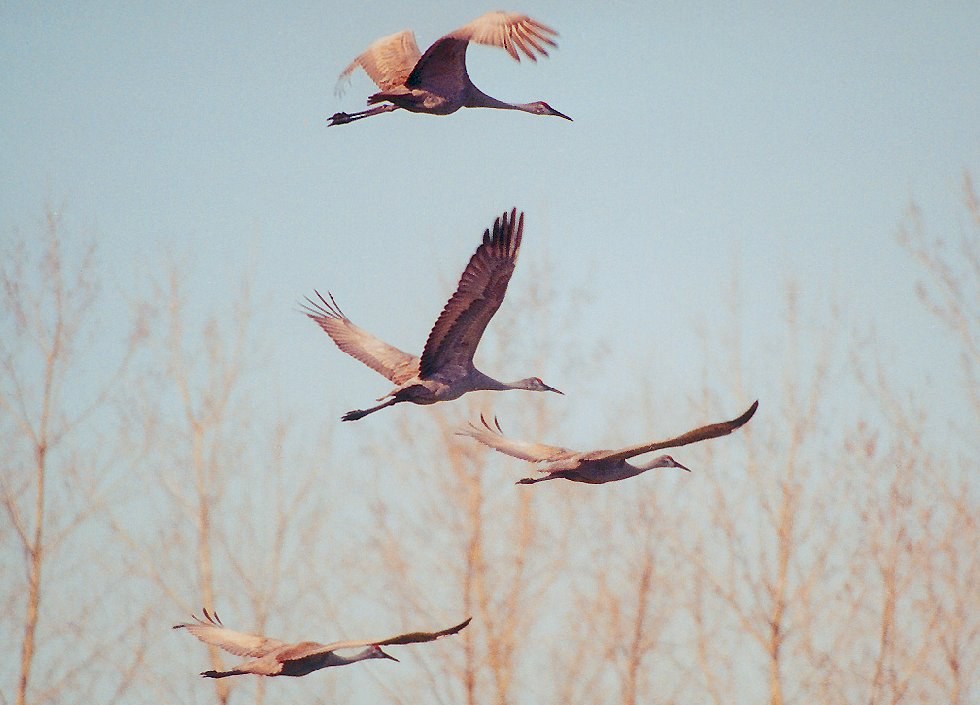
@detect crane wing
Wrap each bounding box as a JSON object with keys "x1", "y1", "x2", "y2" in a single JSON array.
[
  {"x1": 456, "y1": 414, "x2": 574, "y2": 463},
  {"x1": 406, "y1": 13, "x2": 556, "y2": 91},
  {"x1": 173, "y1": 609, "x2": 286, "y2": 659},
  {"x1": 446, "y1": 11, "x2": 558, "y2": 62},
  {"x1": 279, "y1": 618, "x2": 472, "y2": 660},
  {"x1": 419, "y1": 209, "x2": 522, "y2": 378},
  {"x1": 596, "y1": 401, "x2": 759, "y2": 463},
  {"x1": 337, "y1": 29, "x2": 422, "y2": 94},
  {"x1": 331, "y1": 617, "x2": 473, "y2": 651},
  {"x1": 302, "y1": 291, "x2": 420, "y2": 385}
]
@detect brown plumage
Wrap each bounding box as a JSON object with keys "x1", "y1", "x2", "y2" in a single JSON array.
[
  {"x1": 458, "y1": 401, "x2": 759, "y2": 484},
  {"x1": 301, "y1": 208, "x2": 562, "y2": 421},
  {"x1": 173, "y1": 608, "x2": 471, "y2": 678},
  {"x1": 329, "y1": 11, "x2": 571, "y2": 125}
]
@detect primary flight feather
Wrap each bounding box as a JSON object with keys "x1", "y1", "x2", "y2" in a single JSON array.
[
  {"x1": 329, "y1": 11, "x2": 571, "y2": 125},
  {"x1": 302, "y1": 208, "x2": 562, "y2": 421}
]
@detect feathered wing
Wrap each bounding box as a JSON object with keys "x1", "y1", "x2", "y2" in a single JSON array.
[
  {"x1": 447, "y1": 11, "x2": 558, "y2": 62},
  {"x1": 337, "y1": 29, "x2": 422, "y2": 93},
  {"x1": 457, "y1": 414, "x2": 574, "y2": 463},
  {"x1": 278, "y1": 618, "x2": 473, "y2": 661},
  {"x1": 173, "y1": 609, "x2": 286, "y2": 659},
  {"x1": 597, "y1": 401, "x2": 759, "y2": 463},
  {"x1": 375, "y1": 617, "x2": 472, "y2": 645},
  {"x1": 406, "y1": 12, "x2": 557, "y2": 91},
  {"x1": 418, "y1": 209, "x2": 522, "y2": 378},
  {"x1": 301, "y1": 291, "x2": 420, "y2": 385}
]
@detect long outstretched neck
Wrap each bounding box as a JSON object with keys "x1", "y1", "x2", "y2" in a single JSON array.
[
  {"x1": 465, "y1": 85, "x2": 529, "y2": 113},
  {"x1": 634, "y1": 456, "x2": 689, "y2": 472},
  {"x1": 467, "y1": 369, "x2": 514, "y2": 391},
  {"x1": 488, "y1": 377, "x2": 538, "y2": 391},
  {"x1": 335, "y1": 647, "x2": 378, "y2": 665}
]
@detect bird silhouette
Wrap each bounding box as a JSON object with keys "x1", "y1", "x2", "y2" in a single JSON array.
[
  {"x1": 329, "y1": 11, "x2": 571, "y2": 126},
  {"x1": 302, "y1": 208, "x2": 562, "y2": 421},
  {"x1": 458, "y1": 401, "x2": 759, "y2": 484},
  {"x1": 174, "y1": 608, "x2": 471, "y2": 678}
]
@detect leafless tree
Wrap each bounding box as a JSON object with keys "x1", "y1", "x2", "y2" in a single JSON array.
[
  {"x1": 0, "y1": 207, "x2": 145, "y2": 705},
  {"x1": 897, "y1": 172, "x2": 979, "y2": 422},
  {"x1": 108, "y1": 265, "x2": 339, "y2": 705}
]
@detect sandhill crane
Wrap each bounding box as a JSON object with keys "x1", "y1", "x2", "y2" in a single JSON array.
[
  {"x1": 174, "y1": 608, "x2": 471, "y2": 678},
  {"x1": 301, "y1": 208, "x2": 562, "y2": 421},
  {"x1": 328, "y1": 11, "x2": 571, "y2": 126},
  {"x1": 457, "y1": 401, "x2": 759, "y2": 484}
]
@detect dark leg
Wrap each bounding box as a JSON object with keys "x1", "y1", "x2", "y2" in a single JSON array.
[
  {"x1": 516, "y1": 475, "x2": 548, "y2": 485},
  {"x1": 341, "y1": 397, "x2": 399, "y2": 422},
  {"x1": 327, "y1": 104, "x2": 398, "y2": 126}
]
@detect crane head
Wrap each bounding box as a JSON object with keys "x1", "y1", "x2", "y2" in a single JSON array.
[
  {"x1": 367, "y1": 645, "x2": 399, "y2": 662},
  {"x1": 521, "y1": 377, "x2": 563, "y2": 394},
  {"x1": 529, "y1": 101, "x2": 572, "y2": 121},
  {"x1": 657, "y1": 455, "x2": 691, "y2": 472}
]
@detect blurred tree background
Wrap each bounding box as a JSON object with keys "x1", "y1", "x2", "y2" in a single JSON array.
[{"x1": 1, "y1": 176, "x2": 975, "y2": 704}]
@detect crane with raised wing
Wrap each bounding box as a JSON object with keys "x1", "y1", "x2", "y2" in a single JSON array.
[
  {"x1": 458, "y1": 401, "x2": 758, "y2": 484},
  {"x1": 302, "y1": 208, "x2": 562, "y2": 421},
  {"x1": 174, "y1": 608, "x2": 471, "y2": 678},
  {"x1": 329, "y1": 11, "x2": 571, "y2": 125}
]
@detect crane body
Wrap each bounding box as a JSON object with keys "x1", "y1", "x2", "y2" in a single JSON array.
[
  {"x1": 302, "y1": 208, "x2": 562, "y2": 421},
  {"x1": 458, "y1": 402, "x2": 759, "y2": 485},
  {"x1": 174, "y1": 609, "x2": 471, "y2": 678},
  {"x1": 329, "y1": 11, "x2": 571, "y2": 125}
]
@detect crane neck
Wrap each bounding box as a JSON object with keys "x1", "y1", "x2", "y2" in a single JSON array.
[
  {"x1": 332, "y1": 647, "x2": 377, "y2": 666},
  {"x1": 633, "y1": 455, "x2": 674, "y2": 471},
  {"x1": 464, "y1": 85, "x2": 525, "y2": 112}
]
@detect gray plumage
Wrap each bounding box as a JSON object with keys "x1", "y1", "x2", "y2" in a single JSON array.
[
  {"x1": 458, "y1": 401, "x2": 759, "y2": 484},
  {"x1": 329, "y1": 11, "x2": 571, "y2": 125},
  {"x1": 173, "y1": 608, "x2": 471, "y2": 678},
  {"x1": 302, "y1": 208, "x2": 562, "y2": 421}
]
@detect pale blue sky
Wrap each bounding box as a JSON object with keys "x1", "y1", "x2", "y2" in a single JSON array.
[
  {"x1": 2, "y1": 2, "x2": 978, "y2": 701},
  {"x1": 3, "y1": 2, "x2": 977, "y2": 439}
]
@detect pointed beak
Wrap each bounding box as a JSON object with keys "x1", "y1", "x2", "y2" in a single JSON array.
[
  {"x1": 551, "y1": 108, "x2": 573, "y2": 121},
  {"x1": 378, "y1": 648, "x2": 399, "y2": 662},
  {"x1": 676, "y1": 461, "x2": 692, "y2": 473},
  {"x1": 547, "y1": 385, "x2": 564, "y2": 395}
]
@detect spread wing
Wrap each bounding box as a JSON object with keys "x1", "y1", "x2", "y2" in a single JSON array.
[
  {"x1": 173, "y1": 609, "x2": 286, "y2": 659},
  {"x1": 456, "y1": 414, "x2": 574, "y2": 463},
  {"x1": 446, "y1": 11, "x2": 557, "y2": 62},
  {"x1": 337, "y1": 29, "x2": 422, "y2": 94},
  {"x1": 301, "y1": 291, "x2": 420, "y2": 385},
  {"x1": 281, "y1": 618, "x2": 472, "y2": 660},
  {"x1": 327, "y1": 617, "x2": 473, "y2": 652},
  {"x1": 419, "y1": 209, "x2": 522, "y2": 378},
  {"x1": 596, "y1": 401, "x2": 759, "y2": 463},
  {"x1": 406, "y1": 12, "x2": 557, "y2": 90}
]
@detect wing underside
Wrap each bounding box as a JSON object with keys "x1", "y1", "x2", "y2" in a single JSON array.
[
  {"x1": 457, "y1": 414, "x2": 573, "y2": 463},
  {"x1": 302, "y1": 291, "x2": 420, "y2": 385},
  {"x1": 174, "y1": 609, "x2": 285, "y2": 659}
]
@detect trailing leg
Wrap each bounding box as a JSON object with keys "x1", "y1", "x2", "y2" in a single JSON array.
[{"x1": 327, "y1": 104, "x2": 398, "y2": 126}]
